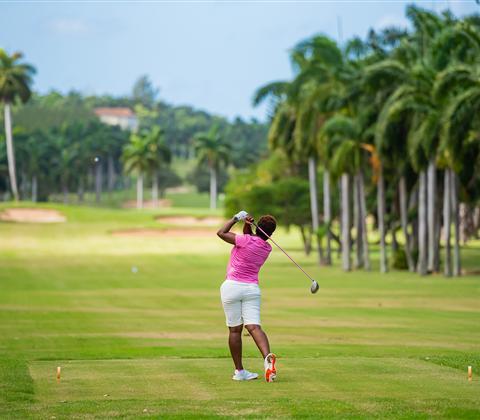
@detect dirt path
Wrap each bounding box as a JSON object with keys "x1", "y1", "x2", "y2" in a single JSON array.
[{"x1": 0, "y1": 208, "x2": 66, "y2": 223}]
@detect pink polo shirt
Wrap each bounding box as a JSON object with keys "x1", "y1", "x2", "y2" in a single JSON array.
[{"x1": 226, "y1": 234, "x2": 272, "y2": 284}]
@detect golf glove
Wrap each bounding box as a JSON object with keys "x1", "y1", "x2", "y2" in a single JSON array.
[{"x1": 233, "y1": 210, "x2": 248, "y2": 221}]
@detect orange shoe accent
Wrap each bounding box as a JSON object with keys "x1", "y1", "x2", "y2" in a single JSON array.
[{"x1": 265, "y1": 353, "x2": 277, "y2": 382}]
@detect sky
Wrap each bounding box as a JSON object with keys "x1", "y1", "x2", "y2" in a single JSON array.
[{"x1": 0, "y1": 1, "x2": 479, "y2": 122}]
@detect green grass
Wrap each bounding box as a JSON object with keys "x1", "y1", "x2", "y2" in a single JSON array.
[
  {"x1": 0, "y1": 203, "x2": 479, "y2": 418},
  {"x1": 48, "y1": 187, "x2": 216, "y2": 209}
]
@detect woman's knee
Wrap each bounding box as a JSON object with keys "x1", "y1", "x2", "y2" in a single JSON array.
[
  {"x1": 245, "y1": 324, "x2": 261, "y2": 333},
  {"x1": 229, "y1": 325, "x2": 243, "y2": 334}
]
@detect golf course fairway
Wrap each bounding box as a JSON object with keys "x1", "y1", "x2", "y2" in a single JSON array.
[{"x1": 1, "y1": 204, "x2": 479, "y2": 418}]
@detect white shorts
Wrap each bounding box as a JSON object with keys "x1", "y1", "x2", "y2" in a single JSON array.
[{"x1": 220, "y1": 279, "x2": 261, "y2": 327}]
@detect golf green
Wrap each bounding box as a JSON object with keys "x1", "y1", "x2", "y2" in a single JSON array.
[{"x1": 1, "y1": 204, "x2": 479, "y2": 418}]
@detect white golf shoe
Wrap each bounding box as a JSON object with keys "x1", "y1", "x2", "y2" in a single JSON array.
[
  {"x1": 232, "y1": 369, "x2": 258, "y2": 381},
  {"x1": 264, "y1": 353, "x2": 277, "y2": 382}
]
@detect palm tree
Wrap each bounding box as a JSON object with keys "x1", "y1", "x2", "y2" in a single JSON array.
[
  {"x1": 15, "y1": 129, "x2": 48, "y2": 202},
  {"x1": 194, "y1": 125, "x2": 230, "y2": 210},
  {"x1": 290, "y1": 35, "x2": 347, "y2": 266},
  {"x1": 320, "y1": 115, "x2": 372, "y2": 271},
  {"x1": 0, "y1": 49, "x2": 35, "y2": 201},
  {"x1": 145, "y1": 126, "x2": 171, "y2": 207},
  {"x1": 122, "y1": 131, "x2": 151, "y2": 209}
]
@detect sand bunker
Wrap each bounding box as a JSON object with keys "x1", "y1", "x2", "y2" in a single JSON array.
[
  {"x1": 156, "y1": 215, "x2": 224, "y2": 226},
  {"x1": 122, "y1": 199, "x2": 172, "y2": 209},
  {"x1": 0, "y1": 208, "x2": 66, "y2": 223},
  {"x1": 111, "y1": 228, "x2": 213, "y2": 238}
]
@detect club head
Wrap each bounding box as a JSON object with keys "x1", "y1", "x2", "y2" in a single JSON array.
[{"x1": 310, "y1": 280, "x2": 320, "y2": 294}]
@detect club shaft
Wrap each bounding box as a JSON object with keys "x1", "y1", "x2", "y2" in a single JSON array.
[{"x1": 253, "y1": 222, "x2": 316, "y2": 284}]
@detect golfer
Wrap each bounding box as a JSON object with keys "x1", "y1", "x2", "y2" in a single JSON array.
[{"x1": 217, "y1": 210, "x2": 277, "y2": 382}]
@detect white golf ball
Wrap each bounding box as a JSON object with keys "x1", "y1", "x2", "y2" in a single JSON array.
[
  {"x1": 131, "y1": 266, "x2": 138, "y2": 273},
  {"x1": 94, "y1": 156, "x2": 100, "y2": 163}
]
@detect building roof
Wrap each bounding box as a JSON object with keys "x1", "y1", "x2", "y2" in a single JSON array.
[{"x1": 94, "y1": 107, "x2": 136, "y2": 118}]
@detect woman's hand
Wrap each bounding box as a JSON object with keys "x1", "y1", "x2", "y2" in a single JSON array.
[{"x1": 243, "y1": 216, "x2": 254, "y2": 235}]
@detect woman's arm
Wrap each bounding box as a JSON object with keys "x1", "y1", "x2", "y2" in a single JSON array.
[
  {"x1": 243, "y1": 215, "x2": 253, "y2": 235},
  {"x1": 217, "y1": 218, "x2": 237, "y2": 245}
]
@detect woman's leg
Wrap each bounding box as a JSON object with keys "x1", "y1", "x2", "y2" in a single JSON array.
[
  {"x1": 245, "y1": 324, "x2": 270, "y2": 358},
  {"x1": 228, "y1": 325, "x2": 244, "y2": 370},
  {"x1": 221, "y1": 280, "x2": 244, "y2": 371}
]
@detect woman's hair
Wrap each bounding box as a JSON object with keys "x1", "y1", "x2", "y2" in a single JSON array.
[{"x1": 256, "y1": 215, "x2": 277, "y2": 240}]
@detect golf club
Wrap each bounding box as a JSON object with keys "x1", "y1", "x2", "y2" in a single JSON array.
[{"x1": 252, "y1": 220, "x2": 319, "y2": 294}]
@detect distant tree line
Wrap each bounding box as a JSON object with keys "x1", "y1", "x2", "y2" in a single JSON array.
[{"x1": 0, "y1": 67, "x2": 268, "y2": 205}]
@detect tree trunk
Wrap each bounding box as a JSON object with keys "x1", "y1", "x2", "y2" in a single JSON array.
[
  {"x1": 62, "y1": 183, "x2": 69, "y2": 204},
  {"x1": 300, "y1": 225, "x2": 312, "y2": 256},
  {"x1": 152, "y1": 169, "x2": 159, "y2": 208},
  {"x1": 417, "y1": 170, "x2": 428, "y2": 275},
  {"x1": 95, "y1": 161, "x2": 102, "y2": 204},
  {"x1": 87, "y1": 168, "x2": 94, "y2": 199},
  {"x1": 3, "y1": 102, "x2": 19, "y2": 201},
  {"x1": 136, "y1": 173, "x2": 144, "y2": 209},
  {"x1": 377, "y1": 167, "x2": 388, "y2": 273},
  {"x1": 399, "y1": 176, "x2": 414, "y2": 272},
  {"x1": 107, "y1": 155, "x2": 115, "y2": 192},
  {"x1": 77, "y1": 178, "x2": 84, "y2": 203},
  {"x1": 434, "y1": 182, "x2": 442, "y2": 272},
  {"x1": 341, "y1": 173, "x2": 351, "y2": 271},
  {"x1": 20, "y1": 170, "x2": 27, "y2": 200},
  {"x1": 358, "y1": 171, "x2": 370, "y2": 270},
  {"x1": 308, "y1": 157, "x2": 323, "y2": 265},
  {"x1": 209, "y1": 165, "x2": 217, "y2": 210},
  {"x1": 323, "y1": 168, "x2": 332, "y2": 265},
  {"x1": 391, "y1": 228, "x2": 399, "y2": 253},
  {"x1": 451, "y1": 169, "x2": 461, "y2": 276},
  {"x1": 31, "y1": 175, "x2": 38, "y2": 203},
  {"x1": 427, "y1": 158, "x2": 436, "y2": 272},
  {"x1": 444, "y1": 170, "x2": 452, "y2": 277},
  {"x1": 474, "y1": 206, "x2": 480, "y2": 239},
  {"x1": 408, "y1": 186, "x2": 418, "y2": 252},
  {"x1": 354, "y1": 173, "x2": 363, "y2": 268}
]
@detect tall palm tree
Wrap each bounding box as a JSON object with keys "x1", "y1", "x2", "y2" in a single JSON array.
[
  {"x1": 290, "y1": 35, "x2": 347, "y2": 266},
  {"x1": 320, "y1": 115, "x2": 372, "y2": 271},
  {"x1": 0, "y1": 49, "x2": 35, "y2": 201},
  {"x1": 122, "y1": 131, "x2": 151, "y2": 209},
  {"x1": 194, "y1": 125, "x2": 230, "y2": 210}
]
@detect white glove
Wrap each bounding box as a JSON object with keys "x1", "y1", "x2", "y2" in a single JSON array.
[{"x1": 233, "y1": 210, "x2": 248, "y2": 221}]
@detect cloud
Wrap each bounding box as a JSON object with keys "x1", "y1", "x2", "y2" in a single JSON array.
[{"x1": 49, "y1": 18, "x2": 90, "y2": 35}]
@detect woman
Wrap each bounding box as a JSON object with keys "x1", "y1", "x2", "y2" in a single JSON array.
[{"x1": 216, "y1": 210, "x2": 277, "y2": 382}]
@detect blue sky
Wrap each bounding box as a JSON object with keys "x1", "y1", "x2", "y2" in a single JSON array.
[{"x1": 0, "y1": 1, "x2": 478, "y2": 121}]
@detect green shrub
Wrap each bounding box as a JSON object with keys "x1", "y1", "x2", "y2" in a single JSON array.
[{"x1": 392, "y1": 248, "x2": 408, "y2": 270}]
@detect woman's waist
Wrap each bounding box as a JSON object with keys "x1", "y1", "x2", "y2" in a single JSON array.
[{"x1": 224, "y1": 278, "x2": 259, "y2": 286}]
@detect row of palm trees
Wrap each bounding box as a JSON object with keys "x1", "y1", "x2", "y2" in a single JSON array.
[{"x1": 254, "y1": 6, "x2": 480, "y2": 276}]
